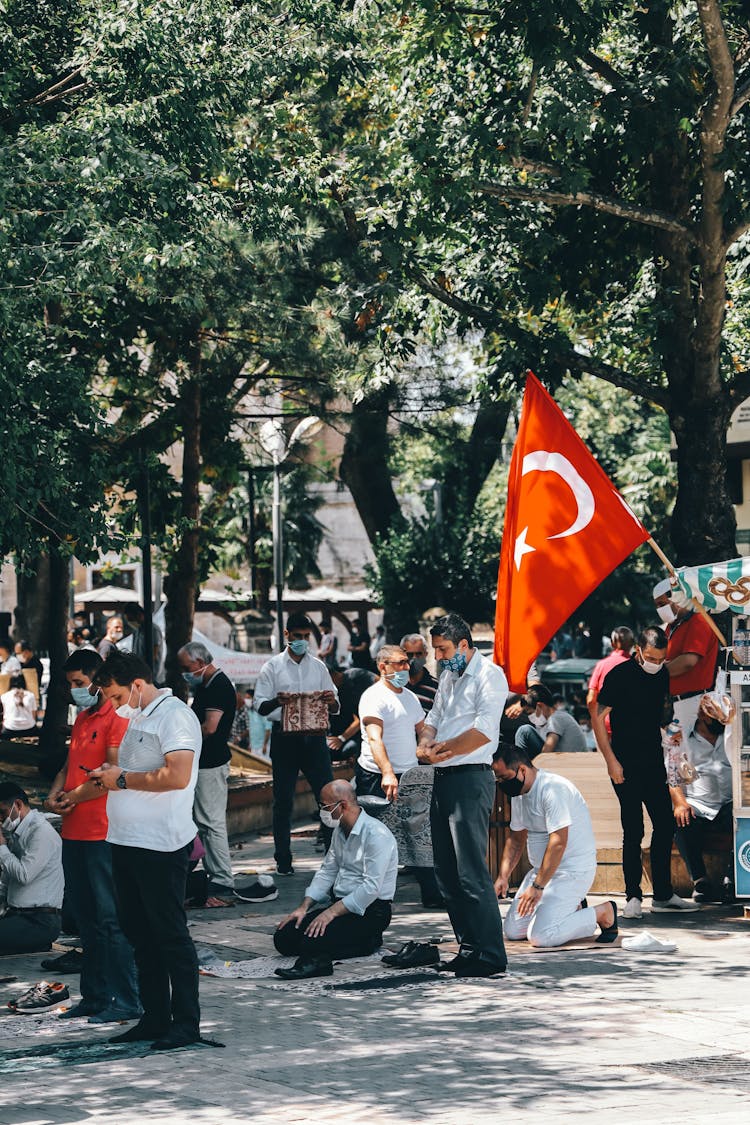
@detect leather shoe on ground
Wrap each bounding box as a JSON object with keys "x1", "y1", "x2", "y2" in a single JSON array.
[
  {"x1": 40, "y1": 949, "x2": 83, "y2": 974},
  {"x1": 150, "y1": 1028, "x2": 200, "y2": 1051},
  {"x1": 382, "y1": 941, "x2": 439, "y2": 969},
  {"x1": 274, "y1": 957, "x2": 333, "y2": 980},
  {"x1": 436, "y1": 950, "x2": 474, "y2": 973},
  {"x1": 454, "y1": 956, "x2": 506, "y2": 979},
  {"x1": 109, "y1": 1020, "x2": 168, "y2": 1044}
]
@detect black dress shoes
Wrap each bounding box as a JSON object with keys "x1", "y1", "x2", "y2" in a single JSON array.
[
  {"x1": 382, "y1": 941, "x2": 440, "y2": 969},
  {"x1": 109, "y1": 1020, "x2": 168, "y2": 1044},
  {"x1": 274, "y1": 957, "x2": 333, "y2": 980},
  {"x1": 150, "y1": 1027, "x2": 201, "y2": 1051},
  {"x1": 436, "y1": 949, "x2": 475, "y2": 973},
  {"x1": 454, "y1": 955, "x2": 507, "y2": 978}
]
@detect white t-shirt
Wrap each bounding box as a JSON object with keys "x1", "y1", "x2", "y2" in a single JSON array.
[
  {"x1": 358, "y1": 681, "x2": 424, "y2": 774},
  {"x1": 106, "y1": 690, "x2": 202, "y2": 852},
  {"x1": 510, "y1": 770, "x2": 596, "y2": 874},
  {"x1": 1, "y1": 689, "x2": 36, "y2": 730}
]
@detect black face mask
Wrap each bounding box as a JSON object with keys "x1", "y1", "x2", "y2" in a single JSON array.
[
  {"x1": 706, "y1": 718, "x2": 725, "y2": 738},
  {"x1": 499, "y1": 770, "x2": 525, "y2": 798}
]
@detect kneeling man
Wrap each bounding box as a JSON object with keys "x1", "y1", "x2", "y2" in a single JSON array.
[
  {"x1": 274, "y1": 780, "x2": 397, "y2": 979},
  {"x1": 493, "y1": 745, "x2": 618, "y2": 947}
]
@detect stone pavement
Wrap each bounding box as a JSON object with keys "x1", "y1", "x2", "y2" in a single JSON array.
[{"x1": 1, "y1": 825, "x2": 749, "y2": 1125}]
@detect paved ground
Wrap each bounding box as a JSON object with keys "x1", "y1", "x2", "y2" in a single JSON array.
[{"x1": 1, "y1": 825, "x2": 749, "y2": 1124}]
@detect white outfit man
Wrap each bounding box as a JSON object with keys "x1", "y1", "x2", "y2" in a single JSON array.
[
  {"x1": 493, "y1": 748, "x2": 617, "y2": 948},
  {"x1": 355, "y1": 645, "x2": 441, "y2": 907}
]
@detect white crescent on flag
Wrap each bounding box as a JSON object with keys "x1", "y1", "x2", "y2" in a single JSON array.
[{"x1": 514, "y1": 451, "x2": 596, "y2": 570}]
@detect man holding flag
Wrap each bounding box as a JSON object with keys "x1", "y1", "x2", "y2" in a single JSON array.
[{"x1": 653, "y1": 579, "x2": 719, "y2": 730}]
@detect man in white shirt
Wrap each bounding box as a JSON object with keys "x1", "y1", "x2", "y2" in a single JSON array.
[
  {"x1": 274, "y1": 780, "x2": 397, "y2": 979},
  {"x1": 357, "y1": 644, "x2": 441, "y2": 908},
  {"x1": 417, "y1": 613, "x2": 508, "y2": 977},
  {"x1": 0, "y1": 642, "x2": 22, "y2": 675},
  {"x1": 254, "y1": 612, "x2": 339, "y2": 875},
  {"x1": 90, "y1": 652, "x2": 203, "y2": 1052},
  {"x1": 0, "y1": 783, "x2": 63, "y2": 953},
  {"x1": 669, "y1": 696, "x2": 733, "y2": 902},
  {"x1": 493, "y1": 745, "x2": 618, "y2": 947}
]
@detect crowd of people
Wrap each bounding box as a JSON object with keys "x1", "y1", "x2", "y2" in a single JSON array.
[{"x1": 0, "y1": 580, "x2": 736, "y2": 1041}]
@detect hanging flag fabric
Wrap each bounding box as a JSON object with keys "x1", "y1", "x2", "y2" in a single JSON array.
[
  {"x1": 494, "y1": 372, "x2": 650, "y2": 692},
  {"x1": 675, "y1": 558, "x2": 750, "y2": 614}
]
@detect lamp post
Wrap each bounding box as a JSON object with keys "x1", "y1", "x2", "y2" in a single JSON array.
[{"x1": 259, "y1": 416, "x2": 323, "y2": 651}]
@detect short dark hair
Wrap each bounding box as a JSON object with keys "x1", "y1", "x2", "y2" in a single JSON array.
[
  {"x1": 0, "y1": 782, "x2": 29, "y2": 806},
  {"x1": 0, "y1": 639, "x2": 12, "y2": 654},
  {"x1": 286, "y1": 612, "x2": 313, "y2": 632},
  {"x1": 9, "y1": 674, "x2": 26, "y2": 690},
  {"x1": 19, "y1": 640, "x2": 32, "y2": 651},
  {"x1": 92, "y1": 651, "x2": 153, "y2": 688},
  {"x1": 492, "y1": 743, "x2": 533, "y2": 769},
  {"x1": 524, "y1": 684, "x2": 554, "y2": 708},
  {"x1": 637, "y1": 625, "x2": 668, "y2": 651},
  {"x1": 429, "y1": 613, "x2": 472, "y2": 647},
  {"x1": 64, "y1": 650, "x2": 103, "y2": 678},
  {"x1": 611, "y1": 626, "x2": 634, "y2": 652}
]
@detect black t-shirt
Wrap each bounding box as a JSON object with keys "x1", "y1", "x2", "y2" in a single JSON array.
[
  {"x1": 409, "y1": 668, "x2": 438, "y2": 715},
  {"x1": 597, "y1": 659, "x2": 669, "y2": 767},
  {"x1": 331, "y1": 668, "x2": 377, "y2": 736},
  {"x1": 349, "y1": 630, "x2": 374, "y2": 670},
  {"x1": 191, "y1": 669, "x2": 237, "y2": 768}
]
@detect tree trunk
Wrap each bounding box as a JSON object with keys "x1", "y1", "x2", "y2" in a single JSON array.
[
  {"x1": 442, "y1": 398, "x2": 512, "y2": 515},
  {"x1": 13, "y1": 556, "x2": 52, "y2": 651},
  {"x1": 163, "y1": 376, "x2": 202, "y2": 698},
  {"x1": 339, "y1": 389, "x2": 402, "y2": 542},
  {"x1": 37, "y1": 548, "x2": 71, "y2": 778}
]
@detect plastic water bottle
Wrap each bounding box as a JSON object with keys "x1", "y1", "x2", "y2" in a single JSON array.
[{"x1": 662, "y1": 719, "x2": 682, "y2": 786}]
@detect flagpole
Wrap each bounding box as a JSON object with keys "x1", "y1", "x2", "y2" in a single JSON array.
[{"x1": 647, "y1": 538, "x2": 727, "y2": 646}]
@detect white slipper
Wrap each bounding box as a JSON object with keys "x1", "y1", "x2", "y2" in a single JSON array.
[{"x1": 621, "y1": 930, "x2": 677, "y2": 953}]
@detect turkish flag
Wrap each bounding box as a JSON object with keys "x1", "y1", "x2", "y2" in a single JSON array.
[{"x1": 494, "y1": 373, "x2": 650, "y2": 691}]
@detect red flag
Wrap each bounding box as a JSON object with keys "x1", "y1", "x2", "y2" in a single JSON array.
[{"x1": 494, "y1": 373, "x2": 649, "y2": 691}]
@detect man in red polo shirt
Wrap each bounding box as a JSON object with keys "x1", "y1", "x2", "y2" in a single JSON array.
[
  {"x1": 45, "y1": 650, "x2": 140, "y2": 1023},
  {"x1": 653, "y1": 578, "x2": 719, "y2": 729}
]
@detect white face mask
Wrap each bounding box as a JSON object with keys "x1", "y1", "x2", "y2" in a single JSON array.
[
  {"x1": 529, "y1": 711, "x2": 547, "y2": 728},
  {"x1": 319, "y1": 801, "x2": 341, "y2": 829},
  {"x1": 2, "y1": 806, "x2": 20, "y2": 833},
  {"x1": 115, "y1": 685, "x2": 142, "y2": 720},
  {"x1": 656, "y1": 603, "x2": 677, "y2": 625},
  {"x1": 640, "y1": 658, "x2": 665, "y2": 676}
]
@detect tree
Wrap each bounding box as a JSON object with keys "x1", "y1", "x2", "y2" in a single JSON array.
[{"x1": 322, "y1": 0, "x2": 750, "y2": 567}]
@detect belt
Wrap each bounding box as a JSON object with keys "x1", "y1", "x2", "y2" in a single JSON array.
[
  {"x1": 10, "y1": 906, "x2": 60, "y2": 915},
  {"x1": 434, "y1": 763, "x2": 492, "y2": 775},
  {"x1": 672, "y1": 689, "x2": 708, "y2": 701}
]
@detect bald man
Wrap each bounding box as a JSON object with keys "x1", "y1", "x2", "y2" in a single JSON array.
[{"x1": 273, "y1": 780, "x2": 398, "y2": 979}]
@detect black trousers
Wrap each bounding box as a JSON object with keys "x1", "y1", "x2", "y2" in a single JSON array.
[
  {"x1": 274, "y1": 898, "x2": 391, "y2": 961},
  {"x1": 611, "y1": 766, "x2": 674, "y2": 901},
  {"x1": 111, "y1": 844, "x2": 200, "y2": 1036},
  {"x1": 675, "y1": 801, "x2": 733, "y2": 883},
  {"x1": 431, "y1": 766, "x2": 507, "y2": 969},
  {"x1": 270, "y1": 730, "x2": 334, "y2": 868},
  {"x1": 0, "y1": 909, "x2": 59, "y2": 954},
  {"x1": 354, "y1": 761, "x2": 441, "y2": 904}
]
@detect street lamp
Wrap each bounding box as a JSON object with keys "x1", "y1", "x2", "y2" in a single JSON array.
[{"x1": 258, "y1": 416, "x2": 323, "y2": 651}]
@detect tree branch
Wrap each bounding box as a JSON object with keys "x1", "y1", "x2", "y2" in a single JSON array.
[
  {"x1": 407, "y1": 266, "x2": 671, "y2": 409},
  {"x1": 726, "y1": 216, "x2": 750, "y2": 247},
  {"x1": 475, "y1": 180, "x2": 696, "y2": 240},
  {"x1": 731, "y1": 76, "x2": 750, "y2": 117}
]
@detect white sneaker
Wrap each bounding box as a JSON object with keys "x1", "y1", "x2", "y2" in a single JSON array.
[
  {"x1": 651, "y1": 893, "x2": 699, "y2": 912},
  {"x1": 622, "y1": 897, "x2": 643, "y2": 919}
]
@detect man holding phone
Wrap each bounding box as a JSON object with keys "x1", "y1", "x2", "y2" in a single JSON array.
[{"x1": 45, "y1": 650, "x2": 140, "y2": 1022}]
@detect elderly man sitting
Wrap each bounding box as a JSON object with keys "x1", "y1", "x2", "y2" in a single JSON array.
[{"x1": 274, "y1": 780, "x2": 397, "y2": 980}]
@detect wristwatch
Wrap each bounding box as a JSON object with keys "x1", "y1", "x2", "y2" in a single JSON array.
[
  {"x1": 115, "y1": 771, "x2": 128, "y2": 790},
  {"x1": 531, "y1": 881, "x2": 545, "y2": 892}
]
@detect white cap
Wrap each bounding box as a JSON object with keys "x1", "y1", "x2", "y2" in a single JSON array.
[{"x1": 652, "y1": 577, "x2": 672, "y2": 599}]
